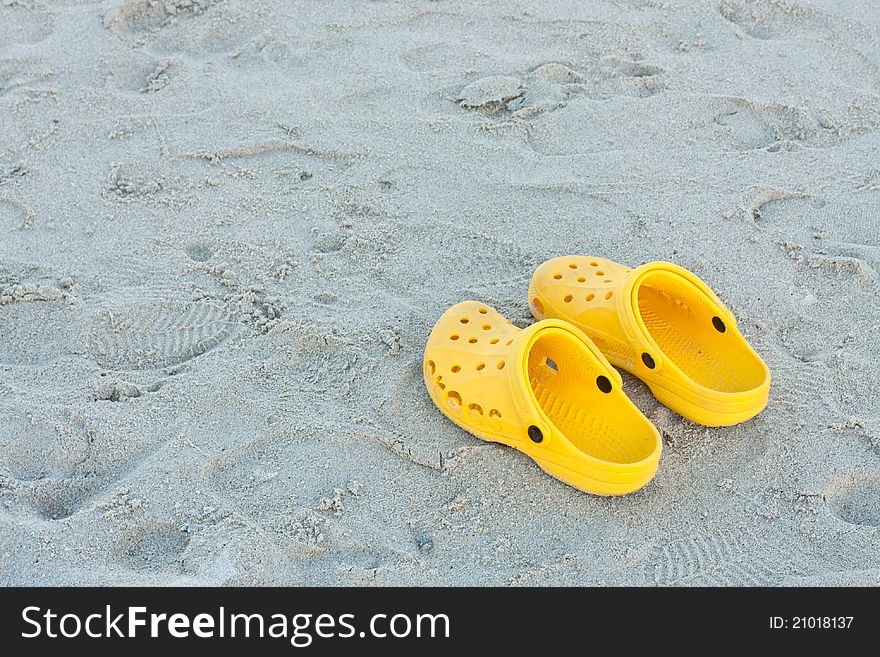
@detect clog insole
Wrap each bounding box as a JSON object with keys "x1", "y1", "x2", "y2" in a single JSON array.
[
  {"x1": 527, "y1": 332, "x2": 655, "y2": 465},
  {"x1": 636, "y1": 271, "x2": 766, "y2": 393}
]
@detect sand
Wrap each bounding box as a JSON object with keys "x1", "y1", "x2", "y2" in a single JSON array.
[{"x1": 0, "y1": 0, "x2": 878, "y2": 586}]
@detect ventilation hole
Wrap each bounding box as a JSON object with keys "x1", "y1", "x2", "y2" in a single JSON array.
[
  {"x1": 603, "y1": 279, "x2": 612, "y2": 283},
  {"x1": 497, "y1": 360, "x2": 506, "y2": 370},
  {"x1": 447, "y1": 390, "x2": 461, "y2": 409},
  {"x1": 451, "y1": 365, "x2": 461, "y2": 373},
  {"x1": 532, "y1": 298, "x2": 544, "y2": 315},
  {"x1": 527, "y1": 425, "x2": 543, "y2": 442},
  {"x1": 468, "y1": 337, "x2": 478, "y2": 344},
  {"x1": 563, "y1": 294, "x2": 573, "y2": 303},
  {"x1": 642, "y1": 353, "x2": 655, "y2": 369},
  {"x1": 595, "y1": 270, "x2": 605, "y2": 276},
  {"x1": 476, "y1": 362, "x2": 486, "y2": 370},
  {"x1": 545, "y1": 357, "x2": 558, "y2": 372},
  {"x1": 482, "y1": 324, "x2": 491, "y2": 331},
  {"x1": 478, "y1": 308, "x2": 488, "y2": 314},
  {"x1": 468, "y1": 403, "x2": 483, "y2": 416},
  {"x1": 450, "y1": 334, "x2": 459, "y2": 341},
  {"x1": 460, "y1": 318, "x2": 469, "y2": 324},
  {"x1": 568, "y1": 263, "x2": 577, "y2": 269},
  {"x1": 605, "y1": 291, "x2": 613, "y2": 300},
  {"x1": 586, "y1": 293, "x2": 595, "y2": 301},
  {"x1": 589, "y1": 261, "x2": 598, "y2": 267},
  {"x1": 596, "y1": 375, "x2": 612, "y2": 393},
  {"x1": 553, "y1": 273, "x2": 562, "y2": 280},
  {"x1": 712, "y1": 316, "x2": 727, "y2": 333},
  {"x1": 506, "y1": 339, "x2": 513, "y2": 346},
  {"x1": 490, "y1": 338, "x2": 500, "y2": 344},
  {"x1": 577, "y1": 276, "x2": 586, "y2": 282},
  {"x1": 426, "y1": 360, "x2": 435, "y2": 375},
  {"x1": 489, "y1": 409, "x2": 502, "y2": 419},
  {"x1": 435, "y1": 375, "x2": 446, "y2": 390}
]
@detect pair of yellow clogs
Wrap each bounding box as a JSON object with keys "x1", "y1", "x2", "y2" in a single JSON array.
[{"x1": 423, "y1": 256, "x2": 770, "y2": 496}]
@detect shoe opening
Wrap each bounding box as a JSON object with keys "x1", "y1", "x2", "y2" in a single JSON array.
[
  {"x1": 526, "y1": 330, "x2": 657, "y2": 465},
  {"x1": 635, "y1": 270, "x2": 766, "y2": 393}
]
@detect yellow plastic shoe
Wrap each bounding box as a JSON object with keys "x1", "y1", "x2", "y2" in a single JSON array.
[
  {"x1": 423, "y1": 301, "x2": 661, "y2": 496},
  {"x1": 528, "y1": 257, "x2": 771, "y2": 426}
]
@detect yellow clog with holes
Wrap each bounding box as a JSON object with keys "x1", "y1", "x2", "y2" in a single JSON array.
[
  {"x1": 529, "y1": 256, "x2": 770, "y2": 426},
  {"x1": 423, "y1": 301, "x2": 661, "y2": 496}
]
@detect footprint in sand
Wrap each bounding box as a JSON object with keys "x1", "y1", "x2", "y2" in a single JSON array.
[
  {"x1": 259, "y1": 323, "x2": 364, "y2": 396},
  {"x1": 456, "y1": 58, "x2": 666, "y2": 119},
  {"x1": 102, "y1": 0, "x2": 218, "y2": 34},
  {"x1": 713, "y1": 98, "x2": 833, "y2": 151},
  {"x1": 824, "y1": 472, "x2": 880, "y2": 527},
  {"x1": 312, "y1": 231, "x2": 348, "y2": 254},
  {"x1": 649, "y1": 526, "x2": 805, "y2": 585},
  {"x1": 112, "y1": 521, "x2": 189, "y2": 572},
  {"x1": 105, "y1": 53, "x2": 179, "y2": 95},
  {"x1": 0, "y1": 414, "x2": 97, "y2": 521},
  {"x1": 184, "y1": 240, "x2": 214, "y2": 262},
  {"x1": 776, "y1": 240, "x2": 878, "y2": 286},
  {"x1": 29, "y1": 478, "x2": 101, "y2": 521},
  {"x1": 82, "y1": 299, "x2": 234, "y2": 370},
  {"x1": 743, "y1": 190, "x2": 824, "y2": 224},
  {"x1": 456, "y1": 76, "x2": 526, "y2": 114},
  {"x1": 102, "y1": 0, "x2": 256, "y2": 58},
  {"x1": 719, "y1": 0, "x2": 823, "y2": 40},
  {"x1": 389, "y1": 221, "x2": 536, "y2": 296},
  {"x1": 0, "y1": 406, "x2": 172, "y2": 520}
]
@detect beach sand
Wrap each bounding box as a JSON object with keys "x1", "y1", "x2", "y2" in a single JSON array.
[{"x1": 0, "y1": 0, "x2": 878, "y2": 585}]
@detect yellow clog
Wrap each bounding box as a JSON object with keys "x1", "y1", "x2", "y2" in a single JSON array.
[
  {"x1": 529, "y1": 257, "x2": 770, "y2": 426},
  {"x1": 424, "y1": 301, "x2": 661, "y2": 496}
]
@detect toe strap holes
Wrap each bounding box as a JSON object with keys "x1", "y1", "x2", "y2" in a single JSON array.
[
  {"x1": 482, "y1": 324, "x2": 492, "y2": 331},
  {"x1": 563, "y1": 294, "x2": 573, "y2": 303},
  {"x1": 712, "y1": 316, "x2": 727, "y2": 333},
  {"x1": 478, "y1": 308, "x2": 488, "y2": 314},
  {"x1": 476, "y1": 362, "x2": 486, "y2": 371},
  {"x1": 553, "y1": 273, "x2": 562, "y2": 280},
  {"x1": 596, "y1": 375, "x2": 612, "y2": 393},
  {"x1": 459, "y1": 317, "x2": 469, "y2": 324},
  {"x1": 451, "y1": 365, "x2": 461, "y2": 373}
]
